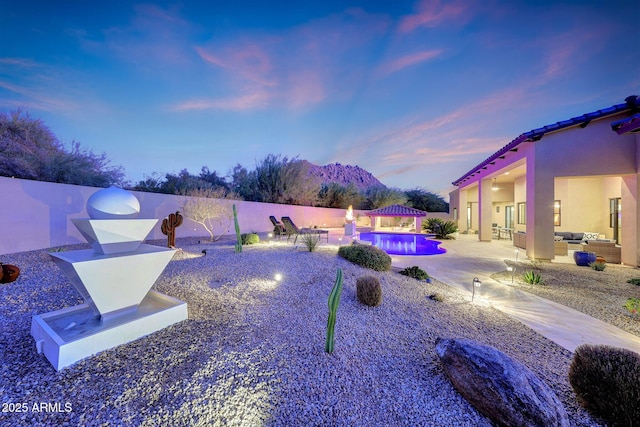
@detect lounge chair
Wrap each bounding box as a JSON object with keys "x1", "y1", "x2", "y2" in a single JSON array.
[
  {"x1": 281, "y1": 216, "x2": 329, "y2": 244},
  {"x1": 269, "y1": 216, "x2": 286, "y2": 238}
]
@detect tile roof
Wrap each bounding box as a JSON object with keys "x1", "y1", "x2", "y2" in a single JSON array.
[
  {"x1": 365, "y1": 204, "x2": 427, "y2": 217},
  {"x1": 452, "y1": 95, "x2": 640, "y2": 186}
]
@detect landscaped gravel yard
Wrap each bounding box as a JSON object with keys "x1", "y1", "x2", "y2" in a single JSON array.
[{"x1": 0, "y1": 238, "x2": 620, "y2": 426}]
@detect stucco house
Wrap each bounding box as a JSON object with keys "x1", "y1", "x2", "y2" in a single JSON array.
[{"x1": 449, "y1": 95, "x2": 640, "y2": 266}]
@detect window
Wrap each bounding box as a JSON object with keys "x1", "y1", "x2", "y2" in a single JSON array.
[
  {"x1": 553, "y1": 200, "x2": 561, "y2": 226},
  {"x1": 517, "y1": 202, "x2": 526, "y2": 225}
]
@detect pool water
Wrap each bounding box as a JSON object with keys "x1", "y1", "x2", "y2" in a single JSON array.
[{"x1": 358, "y1": 232, "x2": 446, "y2": 256}]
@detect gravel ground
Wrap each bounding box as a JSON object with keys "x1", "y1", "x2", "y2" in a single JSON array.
[
  {"x1": 492, "y1": 260, "x2": 640, "y2": 337},
  {"x1": 0, "y1": 238, "x2": 605, "y2": 426}
]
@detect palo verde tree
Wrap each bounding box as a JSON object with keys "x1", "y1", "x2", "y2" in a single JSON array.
[{"x1": 180, "y1": 187, "x2": 238, "y2": 241}]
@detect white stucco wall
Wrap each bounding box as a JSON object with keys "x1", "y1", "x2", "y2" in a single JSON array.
[{"x1": 0, "y1": 177, "x2": 363, "y2": 255}]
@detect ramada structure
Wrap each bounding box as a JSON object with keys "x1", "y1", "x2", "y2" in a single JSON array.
[{"x1": 449, "y1": 95, "x2": 640, "y2": 266}]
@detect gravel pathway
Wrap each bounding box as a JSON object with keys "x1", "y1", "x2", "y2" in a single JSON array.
[{"x1": 1, "y1": 240, "x2": 604, "y2": 426}]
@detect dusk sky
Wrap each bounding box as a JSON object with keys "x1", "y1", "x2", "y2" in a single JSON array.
[{"x1": 1, "y1": 0, "x2": 638, "y2": 198}]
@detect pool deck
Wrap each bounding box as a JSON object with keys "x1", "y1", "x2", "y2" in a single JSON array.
[{"x1": 323, "y1": 229, "x2": 640, "y2": 354}]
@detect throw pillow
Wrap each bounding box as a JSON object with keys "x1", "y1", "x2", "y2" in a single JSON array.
[
  {"x1": 582, "y1": 232, "x2": 599, "y2": 241},
  {"x1": 554, "y1": 235, "x2": 564, "y2": 241}
]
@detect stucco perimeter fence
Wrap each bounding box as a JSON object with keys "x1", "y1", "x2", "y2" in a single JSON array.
[
  {"x1": 0, "y1": 177, "x2": 358, "y2": 255},
  {"x1": 0, "y1": 177, "x2": 452, "y2": 256}
]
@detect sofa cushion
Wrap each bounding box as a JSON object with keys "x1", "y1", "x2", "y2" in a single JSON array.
[
  {"x1": 572, "y1": 232, "x2": 585, "y2": 241},
  {"x1": 554, "y1": 235, "x2": 564, "y2": 241},
  {"x1": 582, "y1": 232, "x2": 599, "y2": 241},
  {"x1": 555, "y1": 232, "x2": 573, "y2": 240}
]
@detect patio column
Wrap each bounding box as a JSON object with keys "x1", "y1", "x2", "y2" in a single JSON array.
[
  {"x1": 621, "y1": 174, "x2": 639, "y2": 266},
  {"x1": 415, "y1": 217, "x2": 422, "y2": 233},
  {"x1": 478, "y1": 178, "x2": 493, "y2": 242},
  {"x1": 526, "y1": 149, "x2": 555, "y2": 261},
  {"x1": 458, "y1": 189, "x2": 469, "y2": 233}
]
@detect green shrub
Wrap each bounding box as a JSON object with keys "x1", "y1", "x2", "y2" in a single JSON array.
[
  {"x1": 522, "y1": 270, "x2": 544, "y2": 285},
  {"x1": 240, "y1": 233, "x2": 260, "y2": 245},
  {"x1": 590, "y1": 261, "x2": 606, "y2": 271},
  {"x1": 627, "y1": 278, "x2": 640, "y2": 286},
  {"x1": 399, "y1": 266, "x2": 429, "y2": 281},
  {"x1": 569, "y1": 344, "x2": 640, "y2": 426},
  {"x1": 422, "y1": 217, "x2": 458, "y2": 239},
  {"x1": 300, "y1": 233, "x2": 322, "y2": 252},
  {"x1": 428, "y1": 293, "x2": 444, "y2": 302},
  {"x1": 624, "y1": 297, "x2": 640, "y2": 314},
  {"x1": 338, "y1": 244, "x2": 392, "y2": 271},
  {"x1": 356, "y1": 276, "x2": 382, "y2": 307}
]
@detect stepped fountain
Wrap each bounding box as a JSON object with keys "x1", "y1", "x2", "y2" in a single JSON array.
[{"x1": 31, "y1": 187, "x2": 188, "y2": 370}]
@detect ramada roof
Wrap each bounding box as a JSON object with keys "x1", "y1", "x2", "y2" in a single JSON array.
[
  {"x1": 365, "y1": 204, "x2": 427, "y2": 217},
  {"x1": 452, "y1": 95, "x2": 640, "y2": 186}
]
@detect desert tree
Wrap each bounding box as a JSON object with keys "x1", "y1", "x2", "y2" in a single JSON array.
[
  {"x1": 180, "y1": 187, "x2": 238, "y2": 241},
  {"x1": 361, "y1": 185, "x2": 407, "y2": 209},
  {"x1": 254, "y1": 154, "x2": 321, "y2": 206},
  {"x1": 317, "y1": 182, "x2": 364, "y2": 209},
  {"x1": 0, "y1": 109, "x2": 124, "y2": 186},
  {"x1": 405, "y1": 188, "x2": 449, "y2": 212}
]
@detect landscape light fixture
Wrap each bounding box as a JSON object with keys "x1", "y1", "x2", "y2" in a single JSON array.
[
  {"x1": 515, "y1": 248, "x2": 520, "y2": 263},
  {"x1": 471, "y1": 277, "x2": 482, "y2": 302}
]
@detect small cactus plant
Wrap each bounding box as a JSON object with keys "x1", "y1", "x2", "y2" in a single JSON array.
[
  {"x1": 325, "y1": 268, "x2": 344, "y2": 354},
  {"x1": 233, "y1": 204, "x2": 242, "y2": 253},
  {"x1": 356, "y1": 275, "x2": 382, "y2": 307},
  {"x1": 161, "y1": 211, "x2": 183, "y2": 247}
]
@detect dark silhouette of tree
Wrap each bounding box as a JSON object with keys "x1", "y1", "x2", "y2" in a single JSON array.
[
  {"x1": 405, "y1": 188, "x2": 449, "y2": 212},
  {"x1": 0, "y1": 109, "x2": 124, "y2": 186}
]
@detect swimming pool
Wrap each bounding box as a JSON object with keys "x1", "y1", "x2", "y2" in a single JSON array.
[{"x1": 358, "y1": 232, "x2": 446, "y2": 256}]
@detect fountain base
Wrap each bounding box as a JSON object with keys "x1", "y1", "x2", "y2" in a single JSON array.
[{"x1": 31, "y1": 290, "x2": 187, "y2": 371}]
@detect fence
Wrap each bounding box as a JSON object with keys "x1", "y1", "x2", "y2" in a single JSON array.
[{"x1": 0, "y1": 177, "x2": 451, "y2": 255}]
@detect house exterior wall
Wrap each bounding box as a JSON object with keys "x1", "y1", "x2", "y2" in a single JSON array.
[{"x1": 452, "y1": 106, "x2": 639, "y2": 266}]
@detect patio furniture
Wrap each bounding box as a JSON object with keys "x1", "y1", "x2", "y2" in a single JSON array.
[
  {"x1": 580, "y1": 241, "x2": 621, "y2": 264},
  {"x1": 269, "y1": 216, "x2": 286, "y2": 238},
  {"x1": 281, "y1": 217, "x2": 329, "y2": 244},
  {"x1": 554, "y1": 241, "x2": 568, "y2": 256}
]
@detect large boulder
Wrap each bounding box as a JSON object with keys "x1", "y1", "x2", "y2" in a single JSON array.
[{"x1": 435, "y1": 337, "x2": 569, "y2": 427}]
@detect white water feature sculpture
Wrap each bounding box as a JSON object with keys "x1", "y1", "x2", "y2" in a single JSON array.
[{"x1": 31, "y1": 187, "x2": 188, "y2": 370}]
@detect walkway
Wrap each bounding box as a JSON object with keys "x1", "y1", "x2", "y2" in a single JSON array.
[{"x1": 327, "y1": 230, "x2": 640, "y2": 354}]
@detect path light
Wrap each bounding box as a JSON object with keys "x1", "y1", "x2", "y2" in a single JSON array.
[
  {"x1": 507, "y1": 266, "x2": 515, "y2": 283},
  {"x1": 514, "y1": 248, "x2": 520, "y2": 263},
  {"x1": 471, "y1": 277, "x2": 482, "y2": 302},
  {"x1": 274, "y1": 273, "x2": 282, "y2": 282}
]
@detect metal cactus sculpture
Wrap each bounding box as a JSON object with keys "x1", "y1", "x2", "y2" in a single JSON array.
[
  {"x1": 233, "y1": 204, "x2": 242, "y2": 253},
  {"x1": 325, "y1": 268, "x2": 344, "y2": 354},
  {"x1": 161, "y1": 211, "x2": 183, "y2": 248}
]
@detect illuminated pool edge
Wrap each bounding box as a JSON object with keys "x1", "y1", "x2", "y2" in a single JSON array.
[{"x1": 357, "y1": 232, "x2": 447, "y2": 256}]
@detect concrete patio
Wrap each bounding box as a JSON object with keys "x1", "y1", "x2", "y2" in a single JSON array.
[{"x1": 324, "y1": 230, "x2": 640, "y2": 354}]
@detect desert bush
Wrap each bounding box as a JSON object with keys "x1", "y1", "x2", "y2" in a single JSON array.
[
  {"x1": 399, "y1": 266, "x2": 429, "y2": 281},
  {"x1": 428, "y1": 293, "x2": 444, "y2": 302},
  {"x1": 356, "y1": 276, "x2": 382, "y2": 307},
  {"x1": 522, "y1": 271, "x2": 544, "y2": 285},
  {"x1": 624, "y1": 297, "x2": 640, "y2": 315},
  {"x1": 569, "y1": 344, "x2": 640, "y2": 426},
  {"x1": 300, "y1": 233, "x2": 322, "y2": 252},
  {"x1": 590, "y1": 261, "x2": 606, "y2": 271},
  {"x1": 338, "y1": 244, "x2": 392, "y2": 271},
  {"x1": 241, "y1": 233, "x2": 260, "y2": 245},
  {"x1": 627, "y1": 278, "x2": 640, "y2": 286}
]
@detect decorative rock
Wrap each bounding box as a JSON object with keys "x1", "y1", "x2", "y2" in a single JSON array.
[
  {"x1": 87, "y1": 186, "x2": 141, "y2": 219},
  {"x1": 435, "y1": 337, "x2": 570, "y2": 427},
  {"x1": 0, "y1": 263, "x2": 20, "y2": 283}
]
